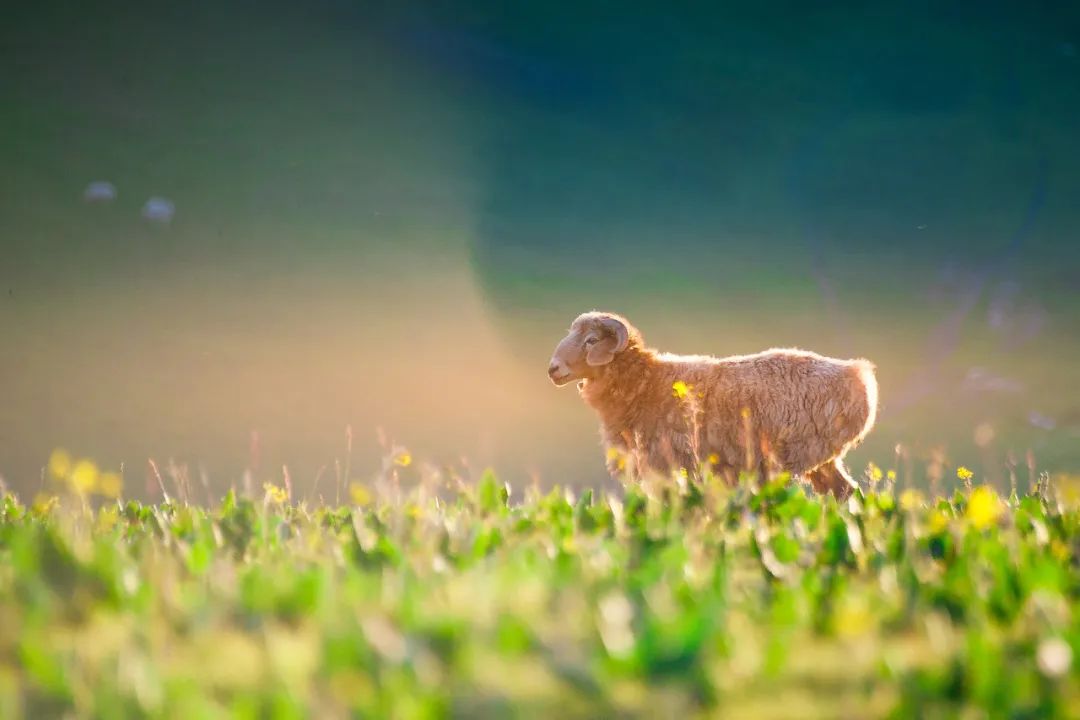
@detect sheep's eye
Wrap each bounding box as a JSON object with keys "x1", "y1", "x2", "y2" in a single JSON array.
[{"x1": 584, "y1": 336, "x2": 598, "y2": 347}]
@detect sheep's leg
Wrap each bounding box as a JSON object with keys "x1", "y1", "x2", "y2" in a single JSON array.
[
  {"x1": 711, "y1": 465, "x2": 739, "y2": 488},
  {"x1": 606, "y1": 453, "x2": 642, "y2": 483},
  {"x1": 807, "y1": 458, "x2": 859, "y2": 500},
  {"x1": 755, "y1": 456, "x2": 773, "y2": 487},
  {"x1": 601, "y1": 429, "x2": 633, "y2": 481},
  {"x1": 834, "y1": 458, "x2": 861, "y2": 496},
  {"x1": 604, "y1": 449, "x2": 621, "y2": 478},
  {"x1": 649, "y1": 435, "x2": 700, "y2": 484}
]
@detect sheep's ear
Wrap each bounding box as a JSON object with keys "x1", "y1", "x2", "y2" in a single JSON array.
[{"x1": 586, "y1": 317, "x2": 629, "y2": 366}]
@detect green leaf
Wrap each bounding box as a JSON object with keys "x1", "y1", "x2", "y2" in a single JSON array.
[{"x1": 477, "y1": 470, "x2": 501, "y2": 513}]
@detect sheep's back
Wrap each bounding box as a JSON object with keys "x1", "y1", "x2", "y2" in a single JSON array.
[{"x1": 694, "y1": 349, "x2": 876, "y2": 471}]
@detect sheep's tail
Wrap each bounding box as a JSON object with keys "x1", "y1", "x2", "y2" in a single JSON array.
[{"x1": 843, "y1": 359, "x2": 878, "y2": 446}]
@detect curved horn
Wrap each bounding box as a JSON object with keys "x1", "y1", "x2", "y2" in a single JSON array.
[
  {"x1": 586, "y1": 315, "x2": 630, "y2": 366},
  {"x1": 601, "y1": 316, "x2": 629, "y2": 353}
]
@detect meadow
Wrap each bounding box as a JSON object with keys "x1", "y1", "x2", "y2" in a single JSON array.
[
  {"x1": 1, "y1": 449, "x2": 1077, "y2": 718},
  {"x1": 3, "y1": 6, "x2": 1080, "y2": 717}
]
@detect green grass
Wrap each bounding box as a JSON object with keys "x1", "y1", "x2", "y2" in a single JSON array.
[{"x1": 1, "y1": 461, "x2": 1079, "y2": 719}]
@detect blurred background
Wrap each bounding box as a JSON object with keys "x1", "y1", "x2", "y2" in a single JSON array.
[{"x1": 2, "y1": 0, "x2": 1078, "y2": 497}]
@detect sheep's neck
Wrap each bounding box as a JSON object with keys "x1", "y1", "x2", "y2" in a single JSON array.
[{"x1": 580, "y1": 348, "x2": 659, "y2": 435}]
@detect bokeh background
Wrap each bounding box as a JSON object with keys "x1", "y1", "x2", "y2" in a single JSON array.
[{"x1": 2, "y1": 1, "x2": 1078, "y2": 496}]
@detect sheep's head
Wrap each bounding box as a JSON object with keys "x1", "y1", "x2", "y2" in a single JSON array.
[{"x1": 548, "y1": 312, "x2": 634, "y2": 386}]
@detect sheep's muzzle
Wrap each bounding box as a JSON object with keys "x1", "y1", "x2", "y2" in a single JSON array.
[{"x1": 548, "y1": 359, "x2": 574, "y2": 386}]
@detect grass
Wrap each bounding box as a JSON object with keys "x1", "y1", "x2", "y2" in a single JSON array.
[{"x1": 1, "y1": 456, "x2": 1078, "y2": 718}]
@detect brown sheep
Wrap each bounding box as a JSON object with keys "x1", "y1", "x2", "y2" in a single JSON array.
[{"x1": 547, "y1": 311, "x2": 878, "y2": 498}]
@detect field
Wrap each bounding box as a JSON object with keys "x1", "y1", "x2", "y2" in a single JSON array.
[
  {"x1": 1, "y1": 453, "x2": 1078, "y2": 718},
  {"x1": 4, "y1": 2, "x2": 1080, "y2": 718}
]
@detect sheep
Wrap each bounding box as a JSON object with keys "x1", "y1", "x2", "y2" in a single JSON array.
[{"x1": 547, "y1": 311, "x2": 878, "y2": 498}]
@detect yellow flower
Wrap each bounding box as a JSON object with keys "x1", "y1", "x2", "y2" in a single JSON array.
[
  {"x1": 32, "y1": 494, "x2": 59, "y2": 514},
  {"x1": 835, "y1": 594, "x2": 874, "y2": 638},
  {"x1": 349, "y1": 482, "x2": 372, "y2": 506},
  {"x1": 899, "y1": 488, "x2": 925, "y2": 511},
  {"x1": 707, "y1": 453, "x2": 720, "y2": 465},
  {"x1": 393, "y1": 451, "x2": 412, "y2": 468},
  {"x1": 927, "y1": 509, "x2": 950, "y2": 533},
  {"x1": 69, "y1": 460, "x2": 99, "y2": 495},
  {"x1": 886, "y1": 470, "x2": 897, "y2": 482},
  {"x1": 48, "y1": 449, "x2": 72, "y2": 480},
  {"x1": 263, "y1": 482, "x2": 288, "y2": 504},
  {"x1": 1053, "y1": 473, "x2": 1080, "y2": 508},
  {"x1": 966, "y1": 485, "x2": 1002, "y2": 530},
  {"x1": 95, "y1": 506, "x2": 119, "y2": 533},
  {"x1": 867, "y1": 463, "x2": 884, "y2": 482},
  {"x1": 98, "y1": 472, "x2": 123, "y2": 499},
  {"x1": 957, "y1": 466, "x2": 974, "y2": 482},
  {"x1": 672, "y1": 381, "x2": 690, "y2": 399}
]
